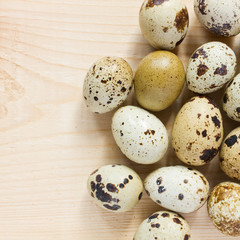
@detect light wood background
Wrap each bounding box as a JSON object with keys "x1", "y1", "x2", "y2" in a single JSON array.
[{"x1": 0, "y1": 0, "x2": 239, "y2": 239}]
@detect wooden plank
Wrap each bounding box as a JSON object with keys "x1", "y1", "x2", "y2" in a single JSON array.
[{"x1": 0, "y1": 0, "x2": 239, "y2": 239}]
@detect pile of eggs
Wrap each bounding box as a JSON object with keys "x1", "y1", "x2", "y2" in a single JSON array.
[{"x1": 83, "y1": 0, "x2": 240, "y2": 239}]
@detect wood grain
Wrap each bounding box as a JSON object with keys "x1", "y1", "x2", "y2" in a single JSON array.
[{"x1": 0, "y1": 0, "x2": 239, "y2": 239}]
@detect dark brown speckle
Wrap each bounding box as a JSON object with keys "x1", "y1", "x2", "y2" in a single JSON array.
[
  {"x1": 91, "y1": 181, "x2": 96, "y2": 192},
  {"x1": 121, "y1": 87, "x2": 126, "y2": 92},
  {"x1": 184, "y1": 234, "x2": 190, "y2": 240},
  {"x1": 163, "y1": 27, "x2": 168, "y2": 32},
  {"x1": 211, "y1": 116, "x2": 221, "y2": 128},
  {"x1": 215, "y1": 133, "x2": 221, "y2": 142},
  {"x1": 225, "y1": 135, "x2": 237, "y2": 147},
  {"x1": 158, "y1": 186, "x2": 166, "y2": 193},
  {"x1": 173, "y1": 218, "x2": 182, "y2": 225},
  {"x1": 156, "y1": 177, "x2": 162, "y2": 185},
  {"x1": 214, "y1": 64, "x2": 227, "y2": 76},
  {"x1": 151, "y1": 223, "x2": 160, "y2": 228},
  {"x1": 123, "y1": 178, "x2": 129, "y2": 184},
  {"x1": 96, "y1": 174, "x2": 102, "y2": 182},
  {"x1": 209, "y1": 23, "x2": 231, "y2": 36},
  {"x1": 161, "y1": 213, "x2": 169, "y2": 217},
  {"x1": 200, "y1": 148, "x2": 218, "y2": 162},
  {"x1": 178, "y1": 193, "x2": 184, "y2": 200},
  {"x1": 146, "y1": 0, "x2": 169, "y2": 8},
  {"x1": 106, "y1": 183, "x2": 118, "y2": 193},
  {"x1": 197, "y1": 64, "x2": 209, "y2": 76},
  {"x1": 198, "y1": 0, "x2": 207, "y2": 15},
  {"x1": 174, "y1": 8, "x2": 189, "y2": 33},
  {"x1": 202, "y1": 130, "x2": 207, "y2": 137},
  {"x1": 103, "y1": 204, "x2": 121, "y2": 211}
]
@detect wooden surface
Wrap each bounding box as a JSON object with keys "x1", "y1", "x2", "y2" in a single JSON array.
[{"x1": 0, "y1": 0, "x2": 239, "y2": 239}]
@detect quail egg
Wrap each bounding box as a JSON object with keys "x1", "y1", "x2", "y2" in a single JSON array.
[
  {"x1": 87, "y1": 164, "x2": 143, "y2": 212},
  {"x1": 144, "y1": 165, "x2": 209, "y2": 213},
  {"x1": 220, "y1": 127, "x2": 240, "y2": 180},
  {"x1": 83, "y1": 56, "x2": 133, "y2": 114},
  {"x1": 134, "y1": 210, "x2": 191, "y2": 240},
  {"x1": 208, "y1": 182, "x2": 240, "y2": 236},
  {"x1": 139, "y1": 0, "x2": 189, "y2": 50},
  {"x1": 194, "y1": 0, "x2": 240, "y2": 37},
  {"x1": 223, "y1": 73, "x2": 240, "y2": 122},
  {"x1": 112, "y1": 106, "x2": 168, "y2": 164},
  {"x1": 172, "y1": 96, "x2": 223, "y2": 166},
  {"x1": 134, "y1": 51, "x2": 185, "y2": 111},
  {"x1": 186, "y1": 42, "x2": 237, "y2": 94}
]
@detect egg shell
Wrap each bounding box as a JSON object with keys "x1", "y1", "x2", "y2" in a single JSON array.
[
  {"x1": 172, "y1": 96, "x2": 223, "y2": 166},
  {"x1": 207, "y1": 182, "x2": 240, "y2": 236},
  {"x1": 223, "y1": 74, "x2": 240, "y2": 122},
  {"x1": 83, "y1": 56, "x2": 133, "y2": 114},
  {"x1": 139, "y1": 0, "x2": 189, "y2": 50},
  {"x1": 134, "y1": 51, "x2": 185, "y2": 111},
  {"x1": 186, "y1": 42, "x2": 237, "y2": 94},
  {"x1": 134, "y1": 210, "x2": 190, "y2": 240},
  {"x1": 194, "y1": 0, "x2": 240, "y2": 37},
  {"x1": 87, "y1": 164, "x2": 143, "y2": 212},
  {"x1": 220, "y1": 127, "x2": 240, "y2": 180},
  {"x1": 111, "y1": 106, "x2": 168, "y2": 164},
  {"x1": 144, "y1": 165, "x2": 209, "y2": 213}
]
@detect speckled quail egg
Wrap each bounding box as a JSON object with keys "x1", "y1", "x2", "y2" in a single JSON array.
[
  {"x1": 144, "y1": 165, "x2": 209, "y2": 213},
  {"x1": 172, "y1": 96, "x2": 223, "y2": 166},
  {"x1": 87, "y1": 164, "x2": 143, "y2": 212},
  {"x1": 194, "y1": 0, "x2": 240, "y2": 37},
  {"x1": 134, "y1": 51, "x2": 185, "y2": 111},
  {"x1": 83, "y1": 56, "x2": 133, "y2": 114},
  {"x1": 134, "y1": 210, "x2": 191, "y2": 240},
  {"x1": 208, "y1": 182, "x2": 240, "y2": 236},
  {"x1": 220, "y1": 127, "x2": 240, "y2": 180},
  {"x1": 223, "y1": 74, "x2": 240, "y2": 122},
  {"x1": 186, "y1": 42, "x2": 237, "y2": 94},
  {"x1": 139, "y1": 0, "x2": 189, "y2": 50},
  {"x1": 112, "y1": 106, "x2": 168, "y2": 164}
]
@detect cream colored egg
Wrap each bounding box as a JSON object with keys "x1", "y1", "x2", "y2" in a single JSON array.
[
  {"x1": 139, "y1": 0, "x2": 189, "y2": 50},
  {"x1": 223, "y1": 74, "x2": 240, "y2": 121},
  {"x1": 208, "y1": 182, "x2": 240, "y2": 236},
  {"x1": 220, "y1": 127, "x2": 240, "y2": 180},
  {"x1": 172, "y1": 96, "x2": 223, "y2": 166},
  {"x1": 194, "y1": 0, "x2": 240, "y2": 37},
  {"x1": 83, "y1": 56, "x2": 133, "y2": 114},
  {"x1": 112, "y1": 106, "x2": 168, "y2": 164},
  {"x1": 134, "y1": 210, "x2": 191, "y2": 240},
  {"x1": 186, "y1": 42, "x2": 237, "y2": 94},
  {"x1": 144, "y1": 165, "x2": 209, "y2": 213},
  {"x1": 87, "y1": 164, "x2": 143, "y2": 212}
]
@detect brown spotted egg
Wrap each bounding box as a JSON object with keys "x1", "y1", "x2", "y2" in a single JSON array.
[
  {"x1": 111, "y1": 106, "x2": 168, "y2": 164},
  {"x1": 186, "y1": 42, "x2": 237, "y2": 94},
  {"x1": 220, "y1": 127, "x2": 240, "y2": 180},
  {"x1": 144, "y1": 165, "x2": 209, "y2": 213},
  {"x1": 83, "y1": 56, "x2": 133, "y2": 114},
  {"x1": 208, "y1": 182, "x2": 240, "y2": 236},
  {"x1": 87, "y1": 164, "x2": 143, "y2": 212},
  {"x1": 223, "y1": 74, "x2": 240, "y2": 122},
  {"x1": 139, "y1": 0, "x2": 189, "y2": 50},
  {"x1": 134, "y1": 210, "x2": 190, "y2": 240},
  {"x1": 194, "y1": 0, "x2": 240, "y2": 37},
  {"x1": 172, "y1": 96, "x2": 223, "y2": 166}
]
